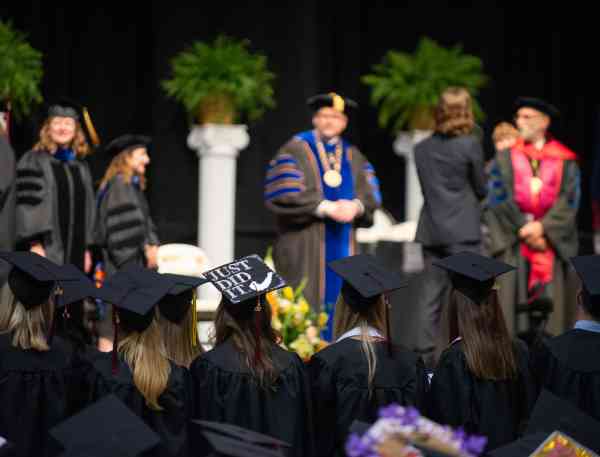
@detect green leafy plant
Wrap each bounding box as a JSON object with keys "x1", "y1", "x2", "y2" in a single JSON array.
[
  {"x1": 0, "y1": 21, "x2": 43, "y2": 120},
  {"x1": 362, "y1": 37, "x2": 487, "y2": 132},
  {"x1": 162, "y1": 35, "x2": 276, "y2": 124}
]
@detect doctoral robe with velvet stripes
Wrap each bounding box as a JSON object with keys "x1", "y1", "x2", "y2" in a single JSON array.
[
  {"x1": 15, "y1": 149, "x2": 95, "y2": 269},
  {"x1": 264, "y1": 131, "x2": 381, "y2": 319},
  {"x1": 94, "y1": 175, "x2": 159, "y2": 275}
]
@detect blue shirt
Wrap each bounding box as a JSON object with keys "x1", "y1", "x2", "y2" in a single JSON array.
[{"x1": 574, "y1": 320, "x2": 600, "y2": 334}]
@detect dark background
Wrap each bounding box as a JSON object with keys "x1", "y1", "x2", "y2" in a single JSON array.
[{"x1": 1, "y1": 2, "x2": 596, "y2": 257}]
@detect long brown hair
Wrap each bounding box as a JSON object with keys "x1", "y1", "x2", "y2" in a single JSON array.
[
  {"x1": 99, "y1": 148, "x2": 147, "y2": 190},
  {"x1": 0, "y1": 285, "x2": 54, "y2": 351},
  {"x1": 33, "y1": 118, "x2": 91, "y2": 157},
  {"x1": 446, "y1": 289, "x2": 518, "y2": 380},
  {"x1": 333, "y1": 294, "x2": 387, "y2": 391},
  {"x1": 157, "y1": 306, "x2": 204, "y2": 368},
  {"x1": 435, "y1": 87, "x2": 475, "y2": 136},
  {"x1": 118, "y1": 319, "x2": 171, "y2": 410},
  {"x1": 213, "y1": 295, "x2": 281, "y2": 388}
]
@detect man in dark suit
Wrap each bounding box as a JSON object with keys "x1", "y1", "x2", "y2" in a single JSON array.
[{"x1": 413, "y1": 88, "x2": 487, "y2": 367}]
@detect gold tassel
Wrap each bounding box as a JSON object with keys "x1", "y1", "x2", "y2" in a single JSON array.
[
  {"x1": 191, "y1": 289, "x2": 198, "y2": 348},
  {"x1": 329, "y1": 92, "x2": 345, "y2": 113},
  {"x1": 82, "y1": 107, "x2": 100, "y2": 146}
]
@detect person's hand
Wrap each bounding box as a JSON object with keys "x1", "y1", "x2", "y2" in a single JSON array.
[
  {"x1": 30, "y1": 242, "x2": 46, "y2": 257},
  {"x1": 84, "y1": 250, "x2": 92, "y2": 273},
  {"x1": 145, "y1": 244, "x2": 159, "y2": 269},
  {"x1": 327, "y1": 200, "x2": 360, "y2": 223},
  {"x1": 526, "y1": 236, "x2": 548, "y2": 252},
  {"x1": 519, "y1": 221, "x2": 544, "y2": 240}
]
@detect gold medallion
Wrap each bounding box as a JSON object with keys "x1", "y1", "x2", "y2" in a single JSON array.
[
  {"x1": 530, "y1": 176, "x2": 543, "y2": 195},
  {"x1": 323, "y1": 169, "x2": 342, "y2": 188}
]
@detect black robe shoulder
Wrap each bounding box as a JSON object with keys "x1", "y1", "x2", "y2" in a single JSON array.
[
  {"x1": 530, "y1": 329, "x2": 600, "y2": 422},
  {"x1": 428, "y1": 339, "x2": 536, "y2": 452},
  {"x1": 189, "y1": 339, "x2": 314, "y2": 457},
  {"x1": 308, "y1": 339, "x2": 428, "y2": 457}
]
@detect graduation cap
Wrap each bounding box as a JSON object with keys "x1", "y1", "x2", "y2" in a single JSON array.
[
  {"x1": 192, "y1": 420, "x2": 290, "y2": 450},
  {"x1": 514, "y1": 96, "x2": 560, "y2": 119},
  {"x1": 46, "y1": 97, "x2": 100, "y2": 146},
  {"x1": 0, "y1": 436, "x2": 15, "y2": 457},
  {"x1": 488, "y1": 431, "x2": 599, "y2": 457},
  {"x1": 526, "y1": 389, "x2": 600, "y2": 452},
  {"x1": 570, "y1": 255, "x2": 600, "y2": 313},
  {"x1": 49, "y1": 394, "x2": 160, "y2": 457},
  {"x1": 0, "y1": 251, "x2": 80, "y2": 309},
  {"x1": 199, "y1": 430, "x2": 285, "y2": 457},
  {"x1": 56, "y1": 264, "x2": 103, "y2": 307},
  {"x1": 104, "y1": 134, "x2": 151, "y2": 157},
  {"x1": 306, "y1": 92, "x2": 358, "y2": 114},
  {"x1": 433, "y1": 252, "x2": 515, "y2": 304},
  {"x1": 204, "y1": 254, "x2": 286, "y2": 305},
  {"x1": 158, "y1": 273, "x2": 209, "y2": 324}
]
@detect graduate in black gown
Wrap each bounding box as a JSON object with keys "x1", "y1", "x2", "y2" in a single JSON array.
[
  {"x1": 0, "y1": 251, "x2": 100, "y2": 457},
  {"x1": 81, "y1": 268, "x2": 193, "y2": 457},
  {"x1": 190, "y1": 255, "x2": 314, "y2": 457},
  {"x1": 530, "y1": 255, "x2": 600, "y2": 422},
  {"x1": 427, "y1": 252, "x2": 536, "y2": 452},
  {"x1": 308, "y1": 254, "x2": 428, "y2": 457}
]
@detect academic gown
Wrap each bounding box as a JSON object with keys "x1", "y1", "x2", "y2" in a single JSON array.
[
  {"x1": 80, "y1": 349, "x2": 192, "y2": 457},
  {"x1": 427, "y1": 339, "x2": 536, "y2": 452},
  {"x1": 0, "y1": 334, "x2": 84, "y2": 457},
  {"x1": 308, "y1": 338, "x2": 428, "y2": 457},
  {"x1": 189, "y1": 339, "x2": 314, "y2": 457},
  {"x1": 530, "y1": 329, "x2": 600, "y2": 422},
  {"x1": 94, "y1": 175, "x2": 159, "y2": 275},
  {"x1": 0, "y1": 136, "x2": 16, "y2": 286}
]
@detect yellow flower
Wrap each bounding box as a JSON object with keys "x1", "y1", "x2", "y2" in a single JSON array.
[
  {"x1": 271, "y1": 316, "x2": 283, "y2": 331},
  {"x1": 290, "y1": 335, "x2": 314, "y2": 360},
  {"x1": 298, "y1": 298, "x2": 310, "y2": 315},
  {"x1": 282, "y1": 286, "x2": 294, "y2": 301},
  {"x1": 305, "y1": 326, "x2": 319, "y2": 344},
  {"x1": 318, "y1": 312, "x2": 329, "y2": 328},
  {"x1": 293, "y1": 312, "x2": 304, "y2": 327}
]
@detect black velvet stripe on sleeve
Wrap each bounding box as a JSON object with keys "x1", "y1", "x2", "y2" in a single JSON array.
[
  {"x1": 16, "y1": 196, "x2": 43, "y2": 206},
  {"x1": 16, "y1": 182, "x2": 43, "y2": 193},
  {"x1": 110, "y1": 233, "x2": 145, "y2": 250},
  {"x1": 16, "y1": 168, "x2": 43, "y2": 179},
  {"x1": 107, "y1": 203, "x2": 137, "y2": 218},
  {"x1": 107, "y1": 219, "x2": 143, "y2": 236}
]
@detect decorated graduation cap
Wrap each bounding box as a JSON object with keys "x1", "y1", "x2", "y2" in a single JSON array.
[
  {"x1": 192, "y1": 420, "x2": 290, "y2": 449},
  {"x1": 488, "y1": 431, "x2": 598, "y2": 457},
  {"x1": 570, "y1": 255, "x2": 600, "y2": 315},
  {"x1": 199, "y1": 430, "x2": 285, "y2": 457},
  {"x1": 329, "y1": 254, "x2": 407, "y2": 355},
  {"x1": 46, "y1": 97, "x2": 100, "y2": 146},
  {"x1": 306, "y1": 92, "x2": 358, "y2": 114},
  {"x1": 104, "y1": 134, "x2": 151, "y2": 157},
  {"x1": 50, "y1": 394, "x2": 160, "y2": 457},
  {"x1": 433, "y1": 252, "x2": 515, "y2": 304},
  {"x1": 0, "y1": 251, "x2": 81, "y2": 309},
  {"x1": 514, "y1": 96, "x2": 560, "y2": 119}
]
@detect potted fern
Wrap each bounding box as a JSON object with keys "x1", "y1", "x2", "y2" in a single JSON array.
[
  {"x1": 0, "y1": 21, "x2": 43, "y2": 128},
  {"x1": 161, "y1": 35, "x2": 276, "y2": 125},
  {"x1": 362, "y1": 37, "x2": 487, "y2": 132}
]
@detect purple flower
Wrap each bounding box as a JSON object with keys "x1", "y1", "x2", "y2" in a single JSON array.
[
  {"x1": 462, "y1": 435, "x2": 487, "y2": 456},
  {"x1": 378, "y1": 404, "x2": 400, "y2": 419},
  {"x1": 345, "y1": 433, "x2": 369, "y2": 457},
  {"x1": 452, "y1": 426, "x2": 466, "y2": 442},
  {"x1": 401, "y1": 406, "x2": 420, "y2": 426}
]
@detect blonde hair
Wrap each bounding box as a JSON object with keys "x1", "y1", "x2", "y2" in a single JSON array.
[
  {"x1": 435, "y1": 87, "x2": 475, "y2": 136},
  {"x1": 118, "y1": 319, "x2": 171, "y2": 410},
  {"x1": 99, "y1": 149, "x2": 147, "y2": 191},
  {"x1": 0, "y1": 285, "x2": 54, "y2": 351},
  {"x1": 157, "y1": 306, "x2": 203, "y2": 368},
  {"x1": 333, "y1": 294, "x2": 387, "y2": 392},
  {"x1": 33, "y1": 118, "x2": 91, "y2": 157},
  {"x1": 492, "y1": 122, "x2": 519, "y2": 144}
]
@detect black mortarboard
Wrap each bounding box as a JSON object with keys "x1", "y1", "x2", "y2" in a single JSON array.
[
  {"x1": 514, "y1": 96, "x2": 560, "y2": 119},
  {"x1": 158, "y1": 273, "x2": 209, "y2": 324},
  {"x1": 433, "y1": 252, "x2": 515, "y2": 304},
  {"x1": 0, "y1": 436, "x2": 15, "y2": 457},
  {"x1": 0, "y1": 251, "x2": 80, "y2": 309},
  {"x1": 192, "y1": 420, "x2": 290, "y2": 449},
  {"x1": 488, "y1": 431, "x2": 598, "y2": 457},
  {"x1": 570, "y1": 255, "x2": 600, "y2": 312},
  {"x1": 199, "y1": 430, "x2": 285, "y2": 457},
  {"x1": 306, "y1": 92, "x2": 358, "y2": 114},
  {"x1": 50, "y1": 394, "x2": 160, "y2": 457},
  {"x1": 329, "y1": 254, "x2": 406, "y2": 312},
  {"x1": 526, "y1": 389, "x2": 600, "y2": 452},
  {"x1": 204, "y1": 254, "x2": 286, "y2": 305},
  {"x1": 46, "y1": 97, "x2": 100, "y2": 146},
  {"x1": 56, "y1": 264, "x2": 103, "y2": 307},
  {"x1": 104, "y1": 134, "x2": 151, "y2": 157}
]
